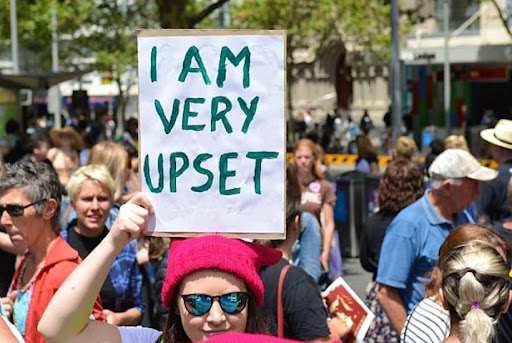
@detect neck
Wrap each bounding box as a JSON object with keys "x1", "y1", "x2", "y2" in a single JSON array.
[
  {"x1": 74, "y1": 222, "x2": 104, "y2": 238},
  {"x1": 297, "y1": 168, "x2": 313, "y2": 182},
  {"x1": 428, "y1": 191, "x2": 454, "y2": 222},
  {"x1": 27, "y1": 228, "x2": 58, "y2": 264},
  {"x1": 443, "y1": 322, "x2": 463, "y2": 343},
  {"x1": 276, "y1": 241, "x2": 295, "y2": 261}
]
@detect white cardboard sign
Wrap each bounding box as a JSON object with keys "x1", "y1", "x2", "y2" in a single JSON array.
[{"x1": 137, "y1": 30, "x2": 286, "y2": 238}]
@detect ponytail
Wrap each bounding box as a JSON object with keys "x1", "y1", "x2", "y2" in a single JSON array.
[{"x1": 441, "y1": 241, "x2": 510, "y2": 343}]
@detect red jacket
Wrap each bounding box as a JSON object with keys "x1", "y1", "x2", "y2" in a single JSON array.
[{"x1": 10, "y1": 236, "x2": 103, "y2": 343}]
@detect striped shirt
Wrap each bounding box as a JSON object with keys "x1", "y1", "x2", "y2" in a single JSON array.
[{"x1": 401, "y1": 297, "x2": 450, "y2": 343}]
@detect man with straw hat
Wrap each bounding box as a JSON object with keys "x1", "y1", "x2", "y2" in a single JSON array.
[{"x1": 479, "y1": 119, "x2": 512, "y2": 224}]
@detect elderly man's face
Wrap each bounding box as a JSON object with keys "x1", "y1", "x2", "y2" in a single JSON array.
[
  {"x1": 450, "y1": 178, "x2": 480, "y2": 212},
  {"x1": 0, "y1": 188, "x2": 44, "y2": 250}
]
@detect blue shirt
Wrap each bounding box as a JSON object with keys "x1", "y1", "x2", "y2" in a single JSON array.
[
  {"x1": 61, "y1": 223, "x2": 144, "y2": 314},
  {"x1": 376, "y1": 191, "x2": 473, "y2": 313}
]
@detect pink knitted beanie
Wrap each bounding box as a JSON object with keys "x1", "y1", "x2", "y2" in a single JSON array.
[{"x1": 161, "y1": 235, "x2": 282, "y2": 308}]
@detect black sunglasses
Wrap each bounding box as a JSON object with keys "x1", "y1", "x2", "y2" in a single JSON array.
[
  {"x1": 0, "y1": 199, "x2": 48, "y2": 217},
  {"x1": 180, "y1": 292, "x2": 249, "y2": 316}
]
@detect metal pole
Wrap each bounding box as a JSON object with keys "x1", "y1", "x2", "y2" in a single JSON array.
[
  {"x1": 50, "y1": 3, "x2": 62, "y2": 128},
  {"x1": 443, "y1": 0, "x2": 451, "y2": 134},
  {"x1": 391, "y1": 0, "x2": 402, "y2": 145},
  {"x1": 10, "y1": 0, "x2": 19, "y2": 73}
]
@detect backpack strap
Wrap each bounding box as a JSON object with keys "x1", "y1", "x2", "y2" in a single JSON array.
[{"x1": 277, "y1": 264, "x2": 292, "y2": 338}]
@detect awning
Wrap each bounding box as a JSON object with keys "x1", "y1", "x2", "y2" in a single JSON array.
[{"x1": 0, "y1": 71, "x2": 90, "y2": 89}]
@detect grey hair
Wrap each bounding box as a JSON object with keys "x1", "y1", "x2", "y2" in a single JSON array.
[
  {"x1": 430, "y1": 177, "x2": 463, "y2": 190},
  {"x1": 441, "y1": 240, "x2": 510, "y2": 343},
  {"x1": 0, "y1": 162, "x2": 62, "y2": 231}
]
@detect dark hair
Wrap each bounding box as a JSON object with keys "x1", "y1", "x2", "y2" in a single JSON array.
[
  {"x1": 162, "y1": 293, "x2": 267, "y2": 343},
  {"x1": 378, "y1": 159, "x2": 424, "y2": 214},
  {"x1": 0, "y1": 162, "x2": 61, "y2": 232},
  {"x1": 25, "y1": 131, "x2": 51, "y2": 153}
]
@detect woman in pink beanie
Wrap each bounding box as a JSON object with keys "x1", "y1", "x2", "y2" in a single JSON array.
[{"x1": 38, "y1": 192, "x2": 283, "y2": 343}]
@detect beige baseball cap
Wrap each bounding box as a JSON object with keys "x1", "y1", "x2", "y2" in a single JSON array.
[{"x1": 428, "y1": 148, "x2": 498, "y2": 181}]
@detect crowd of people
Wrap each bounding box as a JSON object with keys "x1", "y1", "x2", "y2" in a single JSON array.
[{"x1": 0, "y1": 115, "x2": 511, "y2": 343}]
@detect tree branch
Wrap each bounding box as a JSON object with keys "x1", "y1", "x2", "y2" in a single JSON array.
[
  {"x1": 187, "y1": 0, "x2": 230, "y2": 28},
  {"x1": 490, "y1": 0, "x2": 512, "y2": 40}
]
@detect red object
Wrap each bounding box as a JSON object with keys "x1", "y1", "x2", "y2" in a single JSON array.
[
  {"x1": 161, "y1": 235, "x2": 282, "y2": 308},
  {"x1": 9, "y1": 236, "x2": 103, "y2": 343},
  {"x1": 426, "y1": 75, "x2": 433, "y2": 110},
  {"x1": 467, "y1": 67, "x2": 508, "y2": 81}
]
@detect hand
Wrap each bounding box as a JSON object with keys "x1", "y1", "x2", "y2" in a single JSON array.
[
  {"x1": 102, "y1": 309, "x2": 121, "y2": 326},
  {"x1": 321, "y1": 250, "x2": 330, "y2": 272},
  {"x1": 1, "y1": 291, "x2": 17, "y2": 319},
  {"x1": 109, "y1": 193, "x2": 154, "y2": 248},
  {"x1": 329, "y1": 316, "x2": 351, "y2": 338}
]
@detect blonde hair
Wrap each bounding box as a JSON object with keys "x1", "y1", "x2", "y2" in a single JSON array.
[
  {"x1": 293, "y1": 138, "x2": 324, "y2": 180},
  {"x1": 445, "y1": 135, "x2": 469, "y2": 151},
  {"x1": 66, "y1": 164, "x2": 115, "y2": 203},
  {"x1": 394, "y1": 136, "x2": 416, "y2": 160},
  {"x1": 87, "y1": 142, "x2": 128, "y2": 202},
  {"x1": 441, "y1": 240, "x2": 510, "y2": 343}
]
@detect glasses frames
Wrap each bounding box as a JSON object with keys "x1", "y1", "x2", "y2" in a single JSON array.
[
  {"x1": 0, "y1": 198, "x2": 48, "y2": 217},
  {"x1": 180, "y1": 292, "x2": 249, "y2": 316}
]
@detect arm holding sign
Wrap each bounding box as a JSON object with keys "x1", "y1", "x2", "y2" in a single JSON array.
[{"x1": 38, "y1": 193, "x2": 154, "y2": 343}]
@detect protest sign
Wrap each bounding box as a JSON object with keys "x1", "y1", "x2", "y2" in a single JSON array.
[{"x1": 137, "y1": 30, "x2": 286, "y2": 238}]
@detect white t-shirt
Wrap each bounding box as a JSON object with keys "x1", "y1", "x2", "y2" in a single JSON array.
[{"x1": 117, "y1": 326, "x2": 162, "y2": 343}]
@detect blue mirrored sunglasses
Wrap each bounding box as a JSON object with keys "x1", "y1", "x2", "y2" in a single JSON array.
[{"x1": 180, "y1": 292, "x2": 249, "y2": 316}]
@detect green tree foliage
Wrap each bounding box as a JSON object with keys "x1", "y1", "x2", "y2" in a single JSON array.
[{"x1": 0, "y1": 0, "x2": 92, "y2": 71}]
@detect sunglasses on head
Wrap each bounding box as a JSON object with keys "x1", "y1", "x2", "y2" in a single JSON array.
[
  {"x1": 180, "y1": 292, "x2": 249, "y2": 316},
  {"x1": 0, "y1": 199, "x2": 48, "y2": 217}
]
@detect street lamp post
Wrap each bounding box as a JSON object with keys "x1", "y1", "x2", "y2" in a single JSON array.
[
  {"x1": 10, "y1": 0, "x2": 19, "y2": 74},
  {"x1": 443, "y1": 0, "x2": 451, "y2": 135},
  {"x1": 391, "y1": 0, "x2": 402, "y2": 145},
  {"x1": 50, "y1": 3, "x2": 62, "y2": 128}
]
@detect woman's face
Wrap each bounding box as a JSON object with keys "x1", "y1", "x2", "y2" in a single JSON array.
[
  {"x1": 294, "y1": 145, "x2": 314, "y2": 174},
  {"x1": 177, "y1": 270, "x2": 249, "y2": 341},
  {"x1": 73, "y1": 180, "x2": 112, "y2": 235}
]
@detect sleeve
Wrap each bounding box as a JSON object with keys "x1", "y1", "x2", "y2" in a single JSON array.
[
  {"x1": 283, "y1": 273, "x2": 330, "y2": 340},
  {"x1": 129, "y1": 257, "x2": 145, "y2": 315},
  {"x1": 117, "y1": 326, "x2": 162, "y2": 343},
  {"x1": 375, "y1": 221, "x2": 416, "y2": 289},
  {"x1": 321, "y1": 180, "x2": 336, "y2": 207}
]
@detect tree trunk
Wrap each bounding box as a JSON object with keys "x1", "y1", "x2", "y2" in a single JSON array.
[{"x1": 158, "y1": 0, "x2": 188, "y2": 28}]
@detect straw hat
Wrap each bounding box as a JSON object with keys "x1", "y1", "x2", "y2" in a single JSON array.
[{"x1": 480, "y1": 119, "x2": 512, "y2": 150}]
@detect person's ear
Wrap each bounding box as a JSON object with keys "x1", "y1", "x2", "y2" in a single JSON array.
[
  {"x1": 42, "y1": 198, "x2": 59, "y2": 220},
  {"x1": 501, "y1": 290, "x2": 512, "y2": 314},
  {"x1": 441, "y1": 179, "x2": 452, "y2": 193},
  {"x1": 438, "y1": 288, "x2": 449, "y2": 310}
]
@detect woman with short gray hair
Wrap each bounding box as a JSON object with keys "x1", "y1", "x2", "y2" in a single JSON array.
[{"x1": 0, "y1": 162, "x2": 103, "y2": 343}]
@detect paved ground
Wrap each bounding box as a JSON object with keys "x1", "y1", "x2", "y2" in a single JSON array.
[{"x1": 341, "y1": 257, "x2": 372, "y2": 299}]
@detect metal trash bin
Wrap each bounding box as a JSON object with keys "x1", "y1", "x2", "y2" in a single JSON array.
[{"x1": 334, "y1": 171, "x2": 380, "y2": 258}]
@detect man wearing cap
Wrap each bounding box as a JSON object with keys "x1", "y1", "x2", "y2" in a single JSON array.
[
  {"x1": 376, "y1": 149, "x2": 497, "y2": 335},
  {"x1": 479, "y1": 119, "x2": 512, "y2": 224}
]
